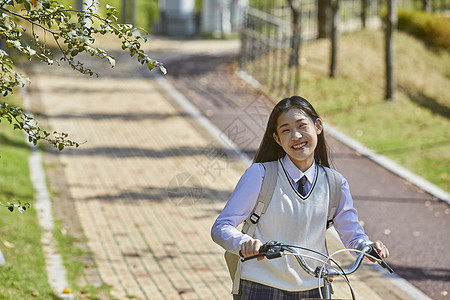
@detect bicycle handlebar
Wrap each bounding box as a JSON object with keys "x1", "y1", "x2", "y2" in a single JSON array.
[{"x1": 241, "y1": 241, "x2": 394, "y2": 276}]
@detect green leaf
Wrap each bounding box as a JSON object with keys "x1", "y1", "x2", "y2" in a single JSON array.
[
  {"x1": 159, "y1": 65, "x2": 167, "y2": 74},
  {"x1": 106, "y1": 56, "x2": 115, "y2": 67}
]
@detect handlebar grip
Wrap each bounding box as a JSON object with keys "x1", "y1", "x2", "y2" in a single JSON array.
[
  {"x1": 241, "y1": 253, "x2": 265, "y2": 262},
  {"x1": 368, "y1": 246, "x2": 394, "y2": 274}
]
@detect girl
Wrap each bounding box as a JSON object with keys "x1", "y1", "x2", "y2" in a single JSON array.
[{"x1": 211, "y1": 96, "x2": 389, "y2": 299}]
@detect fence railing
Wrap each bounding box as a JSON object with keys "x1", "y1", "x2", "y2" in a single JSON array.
[
  {"x1": 239, "y1": 0, "x2": 383, "y2": 99},
  {"x1": 240, "y1": 0, "x2": 448, "y2": 100},
  {"x1": 240, "y1": 6, "x2": 299, "y2": 99}
]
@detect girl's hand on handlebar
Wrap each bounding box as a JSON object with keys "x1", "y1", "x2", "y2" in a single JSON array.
[
  {"x1": 369, "y1": 240, "x2": 389, "y2": 262},
  {"x1": 240, "y1": 239, "x2": 264, "y2": 261}
]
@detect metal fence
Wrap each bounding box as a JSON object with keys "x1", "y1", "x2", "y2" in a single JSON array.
[
  {"x1": 240, "y1": 7, "x2": 297, "y2": 99},
  {"x1": 239, "y1": 0, "x2": 448, "y2": 99},
  {"x1": 239, "y1": 0, "x2": 381, "y2": 99}
]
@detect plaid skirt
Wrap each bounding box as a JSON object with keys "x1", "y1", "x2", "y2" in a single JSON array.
[{"x1": 233, "y1": 280, "x2": 323, "y2": 300}]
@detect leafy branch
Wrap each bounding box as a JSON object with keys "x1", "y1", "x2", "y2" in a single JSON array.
[
  {"x1": 0, "y1": 0, "x2": 165, "y2": 150},
  {"x1": 0, "y1": 102, "x2": 81, "y2": 150},
  {"x1": 0, "y1": 0, "x2": 165, "y2": 88},
  {"x1": 0, "y1": 198, "x2": 30, "y2": 213}
]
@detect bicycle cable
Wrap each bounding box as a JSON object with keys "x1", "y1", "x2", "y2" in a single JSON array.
[
  {"x1": 283, "y1": 244, "x2": 351, "y2": 284},
  {"x1": 283, "y1": 252, "x2": 354, "y2": 300},
  {"x1": 282, "y1": 244, "x2": 352, "y2": 299},
  {"x1": 318, "y1": 247, "x2": 382, "y2": 300}
]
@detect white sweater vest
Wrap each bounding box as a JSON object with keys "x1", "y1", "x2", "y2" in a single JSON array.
[{"x1": 240, "y1": 160, "x2": 329, "y2": 291}]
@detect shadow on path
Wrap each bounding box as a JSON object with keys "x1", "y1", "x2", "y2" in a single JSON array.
[
  {"x1": 58, "y1": 145, "x2": 236, "y2": 159},
  {"x1": 85, "y1": 185, "x2": 232, "y2": 204},
  {"x1": 38, "y1": 111, "x2": 191, "y2": 121},
  {"x1": 392, "y1": 264, "x2": 450, "y2": 283}
]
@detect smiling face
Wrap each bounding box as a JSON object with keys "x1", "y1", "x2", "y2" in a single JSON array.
[{"x1": 273, "y1": 108, "x2": 323, "y2": 172}]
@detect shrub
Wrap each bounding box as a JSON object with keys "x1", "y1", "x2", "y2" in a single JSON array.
[{"x1": 398, "y1": 10, "x2": 450, "y2": 50}]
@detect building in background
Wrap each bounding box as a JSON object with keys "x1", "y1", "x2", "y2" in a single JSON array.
[
  {"x1": 202, "y1": 0, "x2": 248, "y2": 36},
  {"x1": 158, "y1": 0, "x2": 197, "y2": 36},
  {"x1": 157, "y1": 0, "x2": 248, "y2": 37}
]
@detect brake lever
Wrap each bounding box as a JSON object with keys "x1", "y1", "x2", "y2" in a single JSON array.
[
  {"x1": 241, "y1": 241, "x2": 283, "y2": 262},
  {"x1": 261, "y1": 241, "x2": 283, "y2": 259},
  {"x1": 368, "y1": 246, "x2": 394, "y2": 273}
]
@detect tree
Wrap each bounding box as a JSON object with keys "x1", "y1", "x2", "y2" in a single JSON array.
[
  {"x1": 121, "y1": 0, "x2": 136, "y2": 26},
  {"x1": 317, "y1": 0, "x2": 329, "y2": 38},
  {"x1": 287, "y1": 0, "x2": 301, "y2": 68},
  {"x1": 385, "y1": 0, "x2": 396, "y2": 101},
  {"x1": 422, "y1": 0, "x2": 431, "y2": 12},
  {"x1": 361, "y1": 0, "x2": 368, "y2": 28},
  {"x1": 329, "y1": 0, "x2": 339, "y2": 78}
]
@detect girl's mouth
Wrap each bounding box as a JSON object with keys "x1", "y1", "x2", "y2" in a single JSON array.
[{"x1": 292, "y1": 142, "x2": 307, "y2": 149}]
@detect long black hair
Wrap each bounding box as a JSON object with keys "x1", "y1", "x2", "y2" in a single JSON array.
[{"x1": 253, "y1": 96, "x2": 332, "y2": 167}]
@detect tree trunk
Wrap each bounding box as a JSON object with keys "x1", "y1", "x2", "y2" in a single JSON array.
[
  {"x1": 361, "y1": 0, "x2": 368, "y2": 28},
  {"x1": 422, "y1": 0, "x2": 431, "y2": 12},
  {"x1": 288, "y1": 0, "x2": 301, "y2": 68},
  {"x1": 122, "y1": 0, "x2": 127, "y2": 23},
  {"x1": 131, "y1": 0, "x2": 136, "y2": 26},
  {"x1": 289, "y1": 24, "x2": 301, "y2": 68},
  {"x1": 385, "y1": 0, "x2": 397, "y2": 101},
  {"x1": 318, "y1": 0, "x2": 330, "y2": 38},
  {"x1": 76, "y1": 0, "x2": 83, "y2": 11},
  {"x1": 330, "y1": 0, "x2": 339, "y2": 78}
]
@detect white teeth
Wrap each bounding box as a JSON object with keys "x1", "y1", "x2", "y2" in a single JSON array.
[{"x1": 293, "y1": 142, "x2": 307, "y2": 149}]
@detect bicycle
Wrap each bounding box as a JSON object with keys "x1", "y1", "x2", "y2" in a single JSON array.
[{"x1": 241, "y1": 240, "x2": 394, "y2": 300}]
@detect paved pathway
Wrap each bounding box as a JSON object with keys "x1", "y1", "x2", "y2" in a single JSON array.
[
  {"x1": 31, "y1": 71, "x2": 239, "y2": 299},
  {"x1": 27, "y1": 38, "x2": 441, "y2": 299}
]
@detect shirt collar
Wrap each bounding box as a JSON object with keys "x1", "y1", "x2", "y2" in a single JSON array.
[{"x1": 281, "y1": 155, "x2": 316, "y2": 184}]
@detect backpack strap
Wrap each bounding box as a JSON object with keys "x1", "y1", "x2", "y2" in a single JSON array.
[
  {"x1": 323, "y1": 167, "x2": 342, "y2": 229},
  {"x1": 230, "y1": 160, "x2": 278, "y2": 295},
  {"x1": 242, "y1": 160, "x2": 278, "y2": 237}
]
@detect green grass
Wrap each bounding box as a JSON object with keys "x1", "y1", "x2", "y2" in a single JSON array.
[
  {"x1": 53, "y1": 219, "x2": 113, "y2": 299},
  {"x1": 0, "y1": 95, "x2": 56, "y2": 299},
  {"x1": 297, "y1": 30, "x2": 449, "y2": 192},
  {"x1": 0, "y1": 97, "x2": 111, "y2": 298}
]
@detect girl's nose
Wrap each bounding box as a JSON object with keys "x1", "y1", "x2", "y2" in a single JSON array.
[{"x1": 292, "y1": 130, "x2": 302, "y2": 139}]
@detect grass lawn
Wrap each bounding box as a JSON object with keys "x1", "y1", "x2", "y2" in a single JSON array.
[
  {"x1": 0, "y1": 95, "x2": 55, "y2": 299},
  {"x1": 259, "y1": 30, "x2": 449, "y2": 193},
  {"x1": 1, "y1": 95, "x2": 109, "y2": 299}
]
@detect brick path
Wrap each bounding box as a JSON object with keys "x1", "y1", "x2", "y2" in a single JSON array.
[{"x1": 29, "y1": 39, "x2": 414, "y2": 300}]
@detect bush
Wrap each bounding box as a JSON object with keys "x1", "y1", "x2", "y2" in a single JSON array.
[{"x1": 398, "y1": 10, "x2": 450, "y2": 50}]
